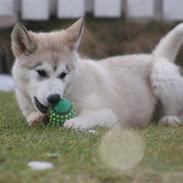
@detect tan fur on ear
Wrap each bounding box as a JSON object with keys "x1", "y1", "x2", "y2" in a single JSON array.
[
  {"x1": 66, "y1": 18, "x2": 84, "y2": 50},
  {"x1": 11, "y1": 23, "x2": 37, "y2": 57}
]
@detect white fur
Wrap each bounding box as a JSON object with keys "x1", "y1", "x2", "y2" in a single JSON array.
[
  {"x1": 153, "y1": 23, "x2": 183, "y2": 62},
  {"x1": 11, "y1": 22, "x2": 183, "y2": 130}
]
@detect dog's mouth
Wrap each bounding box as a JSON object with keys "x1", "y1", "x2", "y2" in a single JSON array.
[{"x1": 34, "y1": 97, "x2": 49, "y2": 113}]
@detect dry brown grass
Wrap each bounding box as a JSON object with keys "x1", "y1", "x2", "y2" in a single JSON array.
[
  {"x1": 80, "y1": 20, "x2": 176, "y2": 59},
  {"x1": 0, "y1": 29, "x2": 14, "y2": 73}
]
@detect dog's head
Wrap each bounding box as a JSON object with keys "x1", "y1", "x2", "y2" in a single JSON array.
[{"x1": 11, "y1": 19, "x2": 84, "y2": 113}]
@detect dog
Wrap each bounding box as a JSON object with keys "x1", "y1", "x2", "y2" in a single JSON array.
[{"x1": 11, "y1": 19, "x2": 183, "y2": 130}]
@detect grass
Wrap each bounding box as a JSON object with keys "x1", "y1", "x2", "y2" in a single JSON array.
[{"x1": 1, "y1": 92, "x2": 183, "y2": 183}]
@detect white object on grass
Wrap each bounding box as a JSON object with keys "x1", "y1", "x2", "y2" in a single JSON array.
[
  {"x1": 88, "y1": 129, "x2": 97, "y2": 134},
  {"x1": 28, "y1": 161, "x2": 54, "y2": 170},
  {"x1": 0, "y1": 74, "x2": 15, "y2": 92},
  {"x1": 47, "y1": 153, "x2": 59, "y2": 158}
]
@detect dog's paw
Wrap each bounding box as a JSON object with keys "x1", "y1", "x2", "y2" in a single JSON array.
[
  {"x1": 64, "y1": 118, "x2": 87, "y2": 130},
  {"x1": 27, "y1": 112, "x2": 48, "y2": 127},
  {"x1": 159, "y1": 115, "x2": 181, "y2": 127}
]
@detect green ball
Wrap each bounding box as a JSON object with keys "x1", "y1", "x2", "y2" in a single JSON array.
[{"x1": 48, "y1": 98, "x2": 77, "y2": 127}]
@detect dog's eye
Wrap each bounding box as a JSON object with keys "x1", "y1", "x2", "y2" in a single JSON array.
[
  {"x1": 59, "y1": 72, "x2": 67, "y2": 79},
  {"x1": 36, "y1": 70, "x2": 48, "y2": 78}
]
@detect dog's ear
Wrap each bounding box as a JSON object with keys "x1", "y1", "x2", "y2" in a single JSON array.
[
  {"x1": 11, "y1": 23, "x2": 37, "y2": 57},
  {"x1": 66, "y1": 18, "x2": 84, "y2": 50}
]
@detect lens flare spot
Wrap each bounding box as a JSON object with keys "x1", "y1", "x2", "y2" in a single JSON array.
[{"x1": 98, "y1": 129, "x2": 145, "y2": 172}]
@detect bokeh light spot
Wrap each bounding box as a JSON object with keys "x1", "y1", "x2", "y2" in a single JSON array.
[{"x1": 98, "y1": 129, "x2": 145, "y2": 172}]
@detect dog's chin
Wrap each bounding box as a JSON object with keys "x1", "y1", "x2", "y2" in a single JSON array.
[{"x1": 34, "y1": 97, "x2": 49, "y2": 113}]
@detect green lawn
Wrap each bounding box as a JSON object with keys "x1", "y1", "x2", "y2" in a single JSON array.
[{"x1": 1, "y1": 92, "x2": 183, "y2": 183}]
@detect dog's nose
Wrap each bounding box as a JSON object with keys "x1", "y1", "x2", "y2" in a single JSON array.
[{"x1": 47, "y1": 94, "x2": 61, "y2": 105}]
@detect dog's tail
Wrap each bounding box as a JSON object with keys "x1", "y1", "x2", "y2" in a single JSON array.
[{"x1": 153, "y1": 23, "x2": 183, "y2": 63}]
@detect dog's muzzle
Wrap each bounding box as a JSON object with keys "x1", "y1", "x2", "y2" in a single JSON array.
[{"x1": 34, "y1": 97, "x2": 49, "y2": 113}]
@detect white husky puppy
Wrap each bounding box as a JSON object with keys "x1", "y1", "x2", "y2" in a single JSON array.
[{"x1": 11, "y1": 19, "x2": 183, "y2": 130}]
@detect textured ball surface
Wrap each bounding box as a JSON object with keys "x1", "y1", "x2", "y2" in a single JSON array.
[{"x1": 49, "y1": 98, "x2": 76, "y2": 127}]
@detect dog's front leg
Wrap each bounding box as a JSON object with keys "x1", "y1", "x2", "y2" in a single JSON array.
[
  {"x1": 27, "y1": 112, "x2": 48, "y2": 127},
  {"x1": 64, "y1": 108, "x2": 118, "y2": 130},
  {"x1": 16, "y1": 90, "x2": 47, "y2": 126}
]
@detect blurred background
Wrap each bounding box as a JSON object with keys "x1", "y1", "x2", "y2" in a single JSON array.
[{"x1": 0, "y1": 0, "x2": 182, "y2": 91}]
